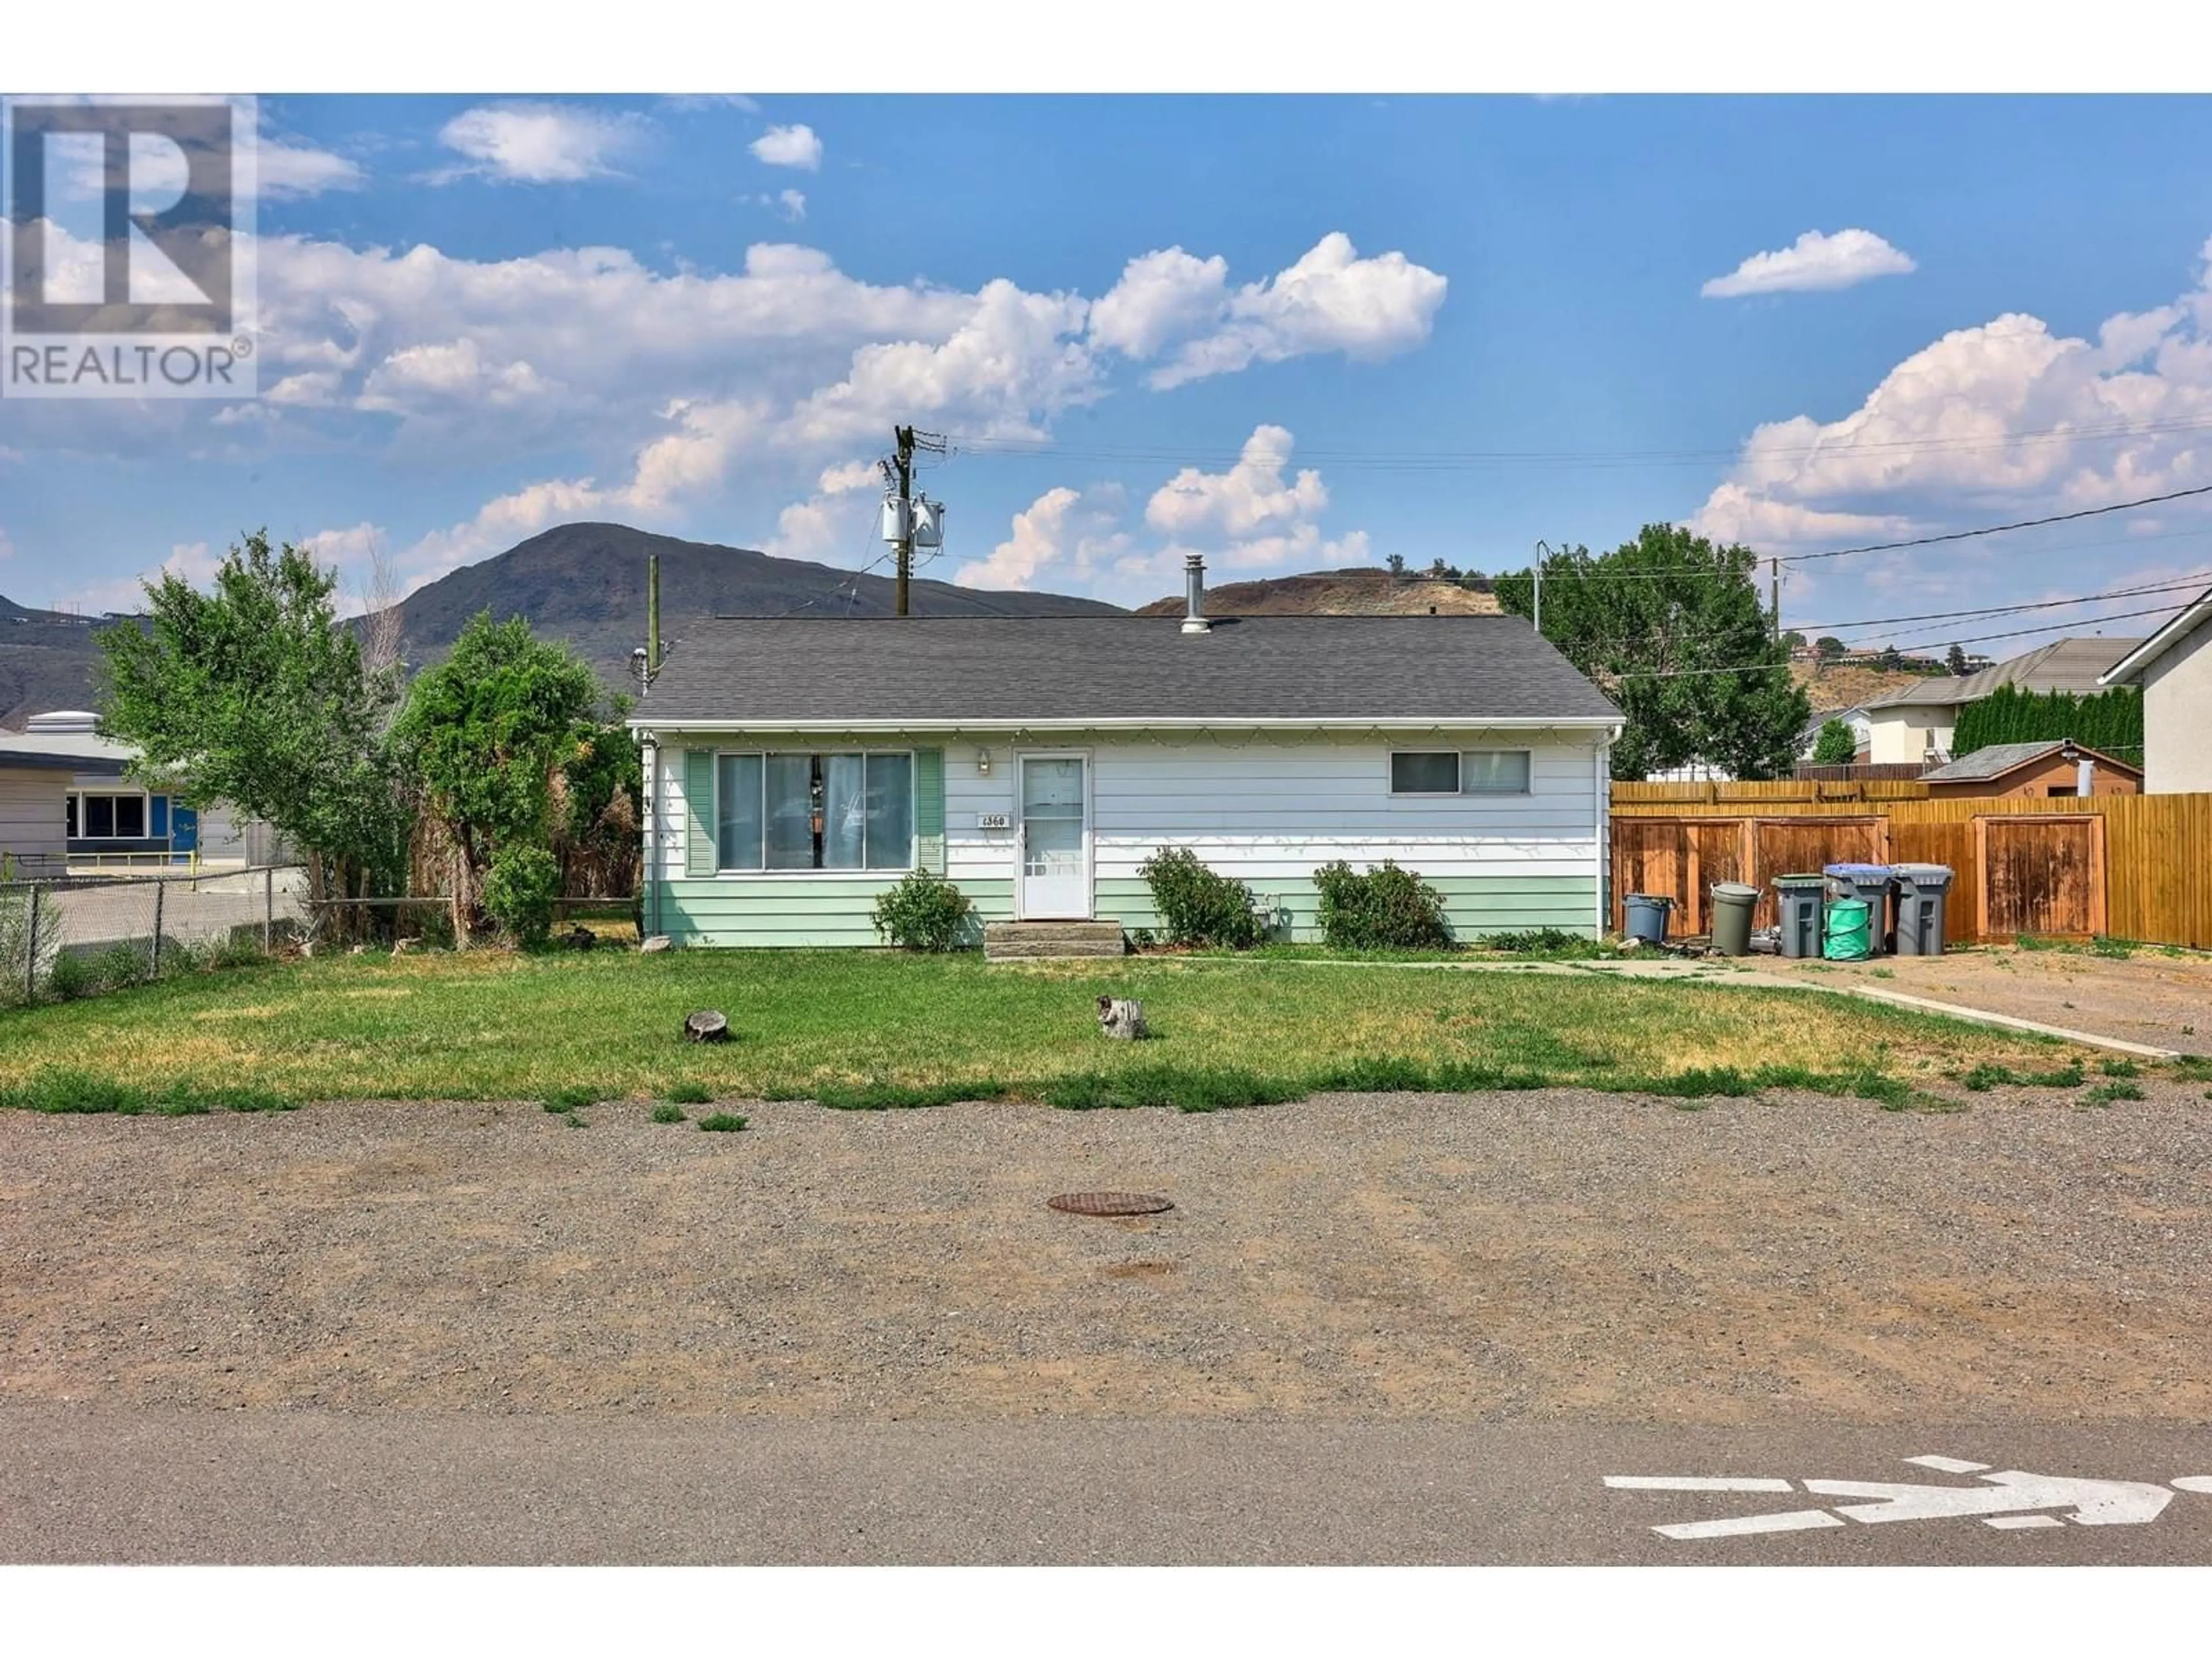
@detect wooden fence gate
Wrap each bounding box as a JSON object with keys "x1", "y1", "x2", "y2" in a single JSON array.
[{"x1": 1609, "y1": 785, "x2": 2209, "y2": 948}]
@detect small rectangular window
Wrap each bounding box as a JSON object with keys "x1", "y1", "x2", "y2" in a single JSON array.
[
  {"x1": 715, "y1": 754, "x2": 763, "y2": 871},
  {"x1": 65, "y1": 794, "x2": 78, "y2": 838},
  {"x1": 1461, "y1": 750, "x2": 1532, "y2": 795},
  {"x1": 1391, "y1": 751, "x2": 1460, "y2": 794},
  {"x1": 864, "y1": 752, "x2": 914, "y2": 869},
  {"x1": 113, "y1": 795, "x2": 146, "y2": 838},
  {"x1": 85, "y1": 795, "x2": 115, "y2": 838}
]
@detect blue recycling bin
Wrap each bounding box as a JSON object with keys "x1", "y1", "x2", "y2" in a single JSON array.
[
  {"x1": 1823, "y1": 863, "x2": 1896, "y2": 955},
  {"x1": 1622, "y1": 893, "x2": 1672, "y2": 945}
]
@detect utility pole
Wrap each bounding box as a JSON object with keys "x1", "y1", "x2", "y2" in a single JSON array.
[
  {"x1": 892, "y1": 425, "x2": 915, "y2": 617},
  {"x1": 647, "y1": 554, "x2": 661, "y2": 690},
  {"x1": 1532, "y1": 540, "x2": 1552, "y2": 637},
  {"x1": 1769, "y1": 556, "x2": 1781, "y2": 644}
]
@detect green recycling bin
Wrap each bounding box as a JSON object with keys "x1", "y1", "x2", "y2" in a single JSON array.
[
  {"x1": 1709, "y1": 881, "x2": 1759, "y2": 956},
  {"x1": 1772, "y1": 874, "x2": 1827, "y2": 959},
  {"x1": 1823, "y1": 898, "x2": 1874, "y2": 961}
]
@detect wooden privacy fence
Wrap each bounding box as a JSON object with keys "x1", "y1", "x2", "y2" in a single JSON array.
[{"x1": 1609, "y1": 781, "x2": 2212, "y2": 948}]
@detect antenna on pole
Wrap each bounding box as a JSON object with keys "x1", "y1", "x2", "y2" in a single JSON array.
[{"x1": 1532, "y1": 540, "x2": 1553, "y2": 637}]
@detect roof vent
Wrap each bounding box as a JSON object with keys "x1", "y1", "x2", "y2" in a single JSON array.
[
  {"x1": 26, "y1": 710, "x2": 100, "y2": 734},
  {"x1": 1181, "y1": 553, "x2": 1210, "y2": 635}
]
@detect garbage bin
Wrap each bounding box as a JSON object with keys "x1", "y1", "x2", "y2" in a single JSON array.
[
  {"x1": 1891, "y1": 863, "x2": 1955, "y2": 956},
  {"x1": 1709, "y1": 882, "x2": 1759, "y2": 956},
  {"x1": 1622, "y1": 893, "x2": 1672, "y2": 945},
  {"x1": 1772, "y1": 874, "x2": 1828, "y2": 959},
  {"x1": 1822, "y1": 897, "x2": 1875, "y2": 961},
  {"x1": 1824, "y1": 863, "x2": 1896, "y2": 954}
]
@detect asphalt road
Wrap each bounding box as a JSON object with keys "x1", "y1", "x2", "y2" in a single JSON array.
[{"x1": 6, "y1": 1410, "x2": 2211, "y2": 1565}]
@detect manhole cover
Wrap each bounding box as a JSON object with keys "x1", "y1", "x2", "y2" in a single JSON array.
[{"x1": 1048, "y1": 1191, "x2": 1173, "y2": 1217}]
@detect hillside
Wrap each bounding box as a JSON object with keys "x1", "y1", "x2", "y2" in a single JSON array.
[
  {"x1": 2, "y1": 523, "x2": 1124, "y2": 725},
  {"x1": 0, "y1": 594, "x2": 112, "y2": 729},
  {"x1": 1138, "y1": 567, "x2": 1500, "y2": 617},
  {"x1": 1793, "y1": 660, "x2": 1929, "y2": 715}
]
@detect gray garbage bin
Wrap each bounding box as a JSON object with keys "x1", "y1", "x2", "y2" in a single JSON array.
[
  {"x1": 1824, "y1": 863, "x2": 1896, "y2": 954},
  {"x1": 1709, "y1": 882, "x2": 1759, "y2": 956},
  {"x1": 1891, "y1": 863, "x2": 1955, "y2": 956},
  {"x1": 1772, "y1": 874, "x2": 1827, "y2": 959},
  {"x1": 1622, "y1": 893, "x2": 1672, "y2": 945}
]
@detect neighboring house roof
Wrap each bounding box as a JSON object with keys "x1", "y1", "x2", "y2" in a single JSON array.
[
  {"x1": 630, "y1": 616, "x2": 1624, "y2": 729},
  {"x1": 1863, "y1": 637, "x2": 2149, "y2": 711},
  {"x1": 2099, "y1": 584, "x2": 2212, "y2": 685},
  {"x1": 0, "y1": 726, "x2": 137, "y2": 765},
  {"x1": 0, "y1": 746, "x2": 126, "y2": 775},
  {"x1": 1919, "y1": 739, "x2": 2142, "y2": 784}
]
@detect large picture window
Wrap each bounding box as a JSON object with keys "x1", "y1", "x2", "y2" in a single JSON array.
[
  {"x1": 1389, "y1": 750, "x2": 1532, "y2": 797},
  {"x1": 715, "y1": 751, "x2": 915, "y2": 873},
  {"x1": 67, "y1": 791, "x2": 151, "y2": 839}
]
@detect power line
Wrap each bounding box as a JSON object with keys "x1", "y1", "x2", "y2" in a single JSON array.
[{"x1": 1777, "y1": 482, "x2": 2212, "y2": 565}]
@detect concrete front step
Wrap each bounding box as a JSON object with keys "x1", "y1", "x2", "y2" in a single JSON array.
[{"x1": 984, "y1": 921, "x2": 1128, "y2": 961}]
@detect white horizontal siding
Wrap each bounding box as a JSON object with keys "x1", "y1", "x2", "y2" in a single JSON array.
[
  {"x1": 0, "y1": 768, "x2": 67, "y2": 862},
  {"x1": 650, "y1": 730, "x2": 1604, "y2": 887}
]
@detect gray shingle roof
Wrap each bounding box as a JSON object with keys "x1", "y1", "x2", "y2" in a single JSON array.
[
  {"x1": 1921, "y1": 739, "x2": 2141, "y2": 783},
  {"x1": 633, "y1": 615, "x2": 1622, "y2": 727},
  {"x1": 1865, "y1": 637, "x2": 2147, "y2": 710}
]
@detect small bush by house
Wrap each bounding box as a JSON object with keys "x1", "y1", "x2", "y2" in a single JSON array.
[
  {"x1": 1138, "y1": 846, "x2": 1264, "y2": 949},
  {"x1": 484, "y1": 844, "x2": 562, "y2": 946},
  {"x1": 1313, "y1": 859, "x2": 1453, "y2": 950},
  {"x1": 870, "y1": 870, "x2": 976, "y2": 952}
]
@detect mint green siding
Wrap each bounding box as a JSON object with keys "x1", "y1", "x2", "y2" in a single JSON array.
[
  {"x1": 1093, "y1": 875, "x2": 1599, "y2": 942},
  {"x1": 658, "y1": 877, "x2": 1015, "y2": 948},
  {"x1": 914, "y1": 747, "x2": 945, "y2": 873}
]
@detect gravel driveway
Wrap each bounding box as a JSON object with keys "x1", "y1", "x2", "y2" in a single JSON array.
[{"x1": 5, "y1": 1086, "x2": 2210, "y2": 1422}]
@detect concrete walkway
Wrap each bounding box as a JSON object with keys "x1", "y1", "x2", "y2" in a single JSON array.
[{"x1": 1244, "y1": 955, "x2": 2183, "y2": 1059}]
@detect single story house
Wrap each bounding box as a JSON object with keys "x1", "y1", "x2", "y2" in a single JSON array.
[
  {"x1": 0, "y1": 710, "x2": 282, "y2": 870},
  {"x1": 1918, "y1": 739, "x2": 2141, "y2": 800},
  {"x1": 627, "y1": 575, "x2": 1623, "y2": 946},
  {"x1": 1860, "y1": 637, "x2": 2145, "y2": 764},
  {"x1": 1, "y1": 740, "x2": 127, "y2": 869},
  {"x1": 2099, "y1": 584, "x2": 2212, "y2": 793}
]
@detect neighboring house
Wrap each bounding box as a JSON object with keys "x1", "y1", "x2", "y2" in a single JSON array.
[
  {"x1": 1, "y1": 740, "x2": 127, "y2": 868},
  {"x1": 2099, "y1": 585, "x2": 2212, "y2": 794},
  {"x1": 0, "y1": 710, "x2": 283, "y2": 868},
  {"x1": 1859, "y1": 637, "x2": 2146, "y2": 764},
  {"x1": 1797, "y1": 704, "x2": 1872, "y2": 761},
  {"x1": 627, "y1": 577, "x2": 1624, "y2": 946},
  {"x1": 1919, "y1": 740, "x2": 2142, "y2": 800}
]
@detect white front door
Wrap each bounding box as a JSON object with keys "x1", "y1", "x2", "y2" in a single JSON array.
[{"x1": 1018, "y1": 753, "x2": 1090, "y2": 919}]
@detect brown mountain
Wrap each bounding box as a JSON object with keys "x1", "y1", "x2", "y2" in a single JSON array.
[
  {"x1": 1, "y1": 522, "x2": 1124, "y2": 724},
  {"x1": 1138, "y1": 566, "x2": 1501, "y2": 618}
]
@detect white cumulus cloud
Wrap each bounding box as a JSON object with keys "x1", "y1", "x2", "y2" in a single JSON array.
[
  {"x1": 751, "y1": 123, "x2": 823, "y2": 171},
  {"x1": 1700, "y1": 228, "x2": 1917, "y2": 298},
  {"x1": 1094, "y1": 232, "x2": 1448, "y2": 390},
  {"x1": 436, "y1": 103, "x2": 645, "y2": 184}
]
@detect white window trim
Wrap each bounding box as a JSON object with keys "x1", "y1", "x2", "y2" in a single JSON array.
[
  {"x1": 1386, "y1": 748, "x2": 1535, "y2": 799},
  {"x1": 66, "y1": 787, "x2": 160, "y2": 841},
  {"x1": 710, "y1": 747, "x2": 919, "y2": 878}
]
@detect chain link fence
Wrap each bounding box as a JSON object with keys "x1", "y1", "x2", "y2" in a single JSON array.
[{"x1": 0, "y1": 865, "x2": 308, "y2": 1009}]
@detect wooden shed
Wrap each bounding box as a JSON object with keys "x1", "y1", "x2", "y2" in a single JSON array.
[{"x1": 1919, "y1": 740, "x2": 2141, "y2": 801}]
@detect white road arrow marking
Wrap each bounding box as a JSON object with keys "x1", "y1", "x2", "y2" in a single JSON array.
[{"x1": 1609, "y1": 1457, "x2": 2212, "y2": 1539}]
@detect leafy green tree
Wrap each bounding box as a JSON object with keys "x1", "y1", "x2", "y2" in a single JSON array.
[
  {"x1": 1815, "y1": 636, "x2": 1847, "y2": 664},
  {"x1": 94, "y1": 530, "x2": 409, "y2": 929},
  {"x1": 1945, "y1": 642, "x2": 1969, "y2": 676},
  {"x1": 1494, "y1": 524, "x2": 1811, "y2": 781},
  {"x1": 1811, "y1": 718, "x2": 1859, "y2": 766},
  {"x1": 1782, "y1": 630, "x2": 1808, "y2": 654},
  {"x1": 1385, "y1": 553, "x2": 1407, "y2": 576},
  {"x1": 393, "y1": 613, "x2": 605, "y2": 942}
]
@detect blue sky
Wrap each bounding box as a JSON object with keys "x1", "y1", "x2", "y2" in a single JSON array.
[{"x1": 6, "y1": 93, "x2": 2212, "y2": 650}]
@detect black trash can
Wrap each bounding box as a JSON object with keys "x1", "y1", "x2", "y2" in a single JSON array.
[
  {"x1": 1772, "y1": 874, "x2": 1827, "y2": 959},
  {"x1": 1824, "y1": 863, "x2": 1896, "y2": 954},
  {"x1": 1891, "y1": 863, "x2": 1955, "y2": 956}
]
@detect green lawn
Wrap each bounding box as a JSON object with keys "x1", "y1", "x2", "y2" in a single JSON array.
[{"x1": 0, "y1": 946, "x2": 2096, "y2": 1109}]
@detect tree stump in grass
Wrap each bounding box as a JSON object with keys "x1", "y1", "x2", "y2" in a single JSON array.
[
  {"x1": 684, "y1": 1009, "x2": 730, "y2": 1044},
  {"x1": 1097, "y1": 997, "x2": 1148, "y2": 1040}
]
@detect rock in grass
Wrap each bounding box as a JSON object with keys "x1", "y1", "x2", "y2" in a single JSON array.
[
  {"x1": 684, "y1": 1009, "x2": 730, "y2": 1044},
  {"x1": 641, "y1": 935, "x2": 673, "y2": 953}
]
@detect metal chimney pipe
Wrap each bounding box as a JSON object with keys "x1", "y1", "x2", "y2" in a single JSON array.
[{"x1": 1181, "y1": 553, "x2": 1210, "y2": 634}]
